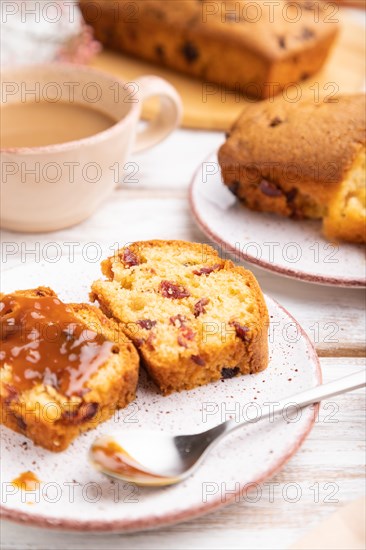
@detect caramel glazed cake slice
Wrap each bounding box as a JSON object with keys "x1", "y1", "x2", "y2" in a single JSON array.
[
  {"x1": 91, "y1": 241, "x2": 269, "y2": 395},
  {"x1": 0, "y1": 287, "x2": 139, "y2": 452}
]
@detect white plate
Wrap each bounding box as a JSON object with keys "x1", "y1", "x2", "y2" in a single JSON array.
[
  {"x1": 189, "y1": 153, "x2": 366, "y2": 288},
  {"x1": 1, "y1": 257, "x2": 321, "y2": 532}
]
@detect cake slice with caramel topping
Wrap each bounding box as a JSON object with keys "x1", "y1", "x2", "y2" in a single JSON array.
[{"x1": 0, "y1": 287, "x2": 139, "y2": 452}]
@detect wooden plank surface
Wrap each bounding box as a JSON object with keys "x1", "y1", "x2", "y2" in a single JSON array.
[
  {"x1": 90, "y1": 12, "x2": 366, "y2": 130},
  {"x1": 2, "y1": 357, "x2": 364, "y2": 550}
]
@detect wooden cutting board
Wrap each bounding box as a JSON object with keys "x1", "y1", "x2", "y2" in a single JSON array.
[{"x1": 90, "y1": 13, "x2": 365, "y2": 131}]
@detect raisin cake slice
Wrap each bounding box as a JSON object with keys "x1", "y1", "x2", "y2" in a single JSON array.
[
  {"x1": 0, "y1": 287, "x2": 139, "y2": 452},
  {"x1": 219, "y1": 94, "x2": 366, "y2": 243},
  {"x1": 91, "y1": 240, "x2": 269, "y2": 395}
]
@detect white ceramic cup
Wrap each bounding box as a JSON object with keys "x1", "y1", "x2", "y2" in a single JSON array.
[{"x1": 0, "y1": 64, "x2": 182, "y2": 232}]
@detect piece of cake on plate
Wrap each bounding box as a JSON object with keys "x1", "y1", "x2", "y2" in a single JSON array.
[
  {"x1": 0, "y1": 287, "x2": 139, "y2": 452},
  {"x1": 91, "y1": 240, "x2": 269, "y2": 395},
  {"x1": 219, "y1": 94, "x2": 366, "y2": 243}
]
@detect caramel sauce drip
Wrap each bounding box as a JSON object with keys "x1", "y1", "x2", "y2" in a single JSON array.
[
  {"x1": 0, "y1": 293, "x2": 113, "y2": 397},
  {"x1": 11, "y1": 471, "x2": 40, "y2": 491}
]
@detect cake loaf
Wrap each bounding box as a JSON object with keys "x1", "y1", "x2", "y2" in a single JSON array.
[
  {"x1": 0, "y1": 287, "x2": 139, "y2": 451},
  {"x1": 79, "y1": 0, "x2": 339, "y2": 99},
  {"x1": 91, "y1": 240, "x2": 269, "y2": 395},
  {"x1": 218, "y1": 93, "x2": 366, "y2": 243}
]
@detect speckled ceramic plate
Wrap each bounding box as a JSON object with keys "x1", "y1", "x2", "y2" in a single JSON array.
[
  {"x1": 190, "y1": 153, "x2": 366, "y2": 288},
  {"x1": 1, "y1": 257, "x2": 321, "y2": 532}
]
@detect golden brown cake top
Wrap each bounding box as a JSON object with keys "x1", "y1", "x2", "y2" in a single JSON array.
[
  {"x1": 80, "y1": 0, "x2": 339, "y2": 60},
  {"x1": 219, "y1": 94, "x2": 366, "y2": 185}
]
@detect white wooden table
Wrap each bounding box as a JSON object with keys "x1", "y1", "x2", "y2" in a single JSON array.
[{"x1": 1, "y1": 126, "x2": 365, "y2": 549}]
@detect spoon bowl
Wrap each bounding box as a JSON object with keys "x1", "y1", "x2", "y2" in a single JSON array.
[
  {"x1": 89, "y1": 424, "x2": 227, "y2": 486},
  {"x1": 90, "y1": 431, "x2": 188, "y2": 486}
]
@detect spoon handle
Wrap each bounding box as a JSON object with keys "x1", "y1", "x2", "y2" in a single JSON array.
[
  {"x1": 275, "y1": 368, "x2": 365, "y2": 412},
  {"x1": 224, "y1": 369, "x2": 366, "y2": 436}
]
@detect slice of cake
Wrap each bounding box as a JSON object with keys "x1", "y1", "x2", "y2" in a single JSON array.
[
  {"x1": 218, "y1": 93, "x2": 366, "y2": 243},
  {"x1": 0, "y1": 287, "x2": 139, "y2": 452},
  {"x1": 91, "y1": 240, "x2": 269, "y2": 395}
]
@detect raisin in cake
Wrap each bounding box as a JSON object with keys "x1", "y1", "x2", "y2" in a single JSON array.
[
  {"x1": 219, "y1": 94, "x2": 366, "y2": 243},
  {"x1": 91, "y1": 240, "x2": 269, "y2": 395},
  {"x1": 80, "y1": 0, "x2": 338, "y2": 99},
  {"x1": 0, "y1": 287, "x2": 139, "y2": 452}
]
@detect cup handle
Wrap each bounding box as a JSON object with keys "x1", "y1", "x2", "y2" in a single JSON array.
[{"x1": 132, "y1": 76, "x2": 183, "y2": 154}]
